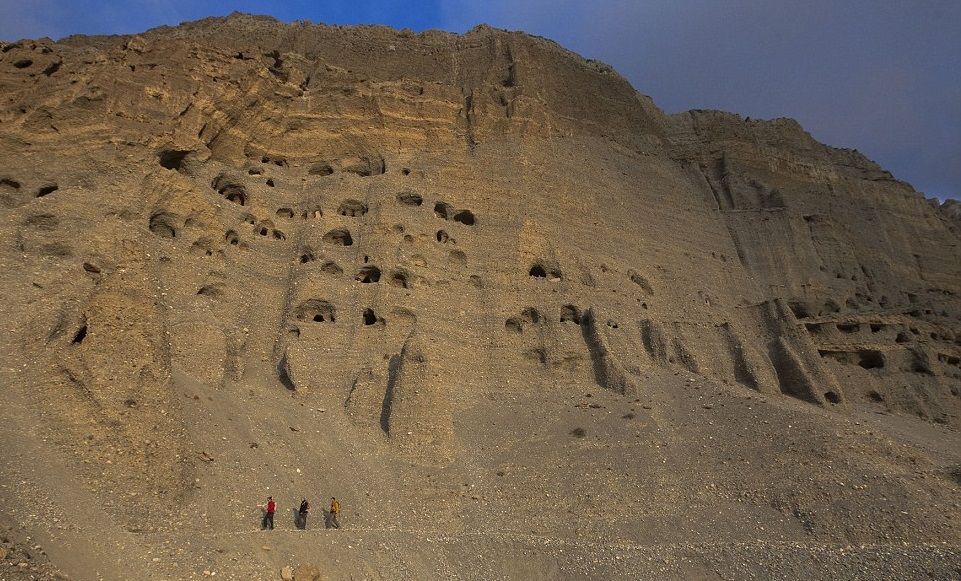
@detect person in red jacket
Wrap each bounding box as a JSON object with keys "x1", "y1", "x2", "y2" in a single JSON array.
[{"x1": 262, "y1": 496, "x2": 276, "y2": 530}]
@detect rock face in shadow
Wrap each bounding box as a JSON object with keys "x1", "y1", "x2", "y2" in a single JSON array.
[{"x1": 0, "y1": 14, "x2": 959, "y2": 578}]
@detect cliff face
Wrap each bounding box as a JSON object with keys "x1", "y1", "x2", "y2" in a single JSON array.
[
  {"x1": 0, "y1": 14, "x2": 959, "y2": 580},
  {"x1": 669, "y1": 109, "x2": 961, "y2": 420}
]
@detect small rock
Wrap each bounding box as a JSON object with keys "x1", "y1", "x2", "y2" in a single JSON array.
[
  {"x1": 293, "y1": 562, "x2": 321, "y2": 580},
  {"x1": 125, "y1": 36, "x2": 147, "y2": 52},
  {"x1": 280, "y1": 565, "x2": 294, "y2": 581}
]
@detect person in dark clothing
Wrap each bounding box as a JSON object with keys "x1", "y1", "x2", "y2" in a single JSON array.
[
  {"x1": 298, "y1": 498, "x2": 310, "y2": 530},
  {"x1": 262, "y1": 496, "x2": 276, "y2": 530}
]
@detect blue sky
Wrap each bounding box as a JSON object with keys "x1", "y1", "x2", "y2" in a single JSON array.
[{"x1": 2, "y1": 1, "x2": 959, "y2": 201}]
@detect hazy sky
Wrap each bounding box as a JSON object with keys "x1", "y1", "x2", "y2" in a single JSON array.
[{"x1": 2, "y1": 1, "x2": 958, "y2": 200}]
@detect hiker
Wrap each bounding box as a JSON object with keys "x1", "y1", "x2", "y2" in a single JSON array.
[
  {"x1": 326, "y1": 497, "x2": 341, "y2": 529},
  {"x1": 298, "y1": 497, "x2": 310, "y2": 530},
  {"x1": 262, "y1": 496, "x2": 276, "y2": 530}
]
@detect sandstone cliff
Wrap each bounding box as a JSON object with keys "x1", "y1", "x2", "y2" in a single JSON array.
[{"x1": 0, "y1": 13, "x2": 959, "y2": 580}]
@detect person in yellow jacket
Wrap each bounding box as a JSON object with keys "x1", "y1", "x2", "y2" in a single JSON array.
[{"x1": 326, "y1": 497, "x2": 341, "y2": 529}]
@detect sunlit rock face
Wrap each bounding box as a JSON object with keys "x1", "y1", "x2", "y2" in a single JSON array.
[{"x1": 0, "y1": 14, "x2": 959, "y2": 579}]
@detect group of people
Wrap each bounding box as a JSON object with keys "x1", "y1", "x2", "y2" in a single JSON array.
[{"x1": 261, "y1": 496, "x2": 341, "y2": 530}]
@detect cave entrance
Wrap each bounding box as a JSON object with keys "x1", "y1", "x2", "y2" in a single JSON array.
[
  {"x1": 295, "y1": 300, "x2": 336, "y2": 323},
  {"x1": 453, "y1": 210, "x2": 476, "y2": 226},
  {"x1": 338, "y1": 199, "x2": 368, "y2": 217},
  {"x1": 159, "y1": 149, "x2": 189, "y2": 171},
  {"x1": 355, "y1": 266, "x2": 381, "y2": 284},
  {"x1": 323, "y1": 229, "x2": 353, "y2": 246}
]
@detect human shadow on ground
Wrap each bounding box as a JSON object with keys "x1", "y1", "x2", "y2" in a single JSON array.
[
  {"x1": 323, "y1": 509, "x2": 340, "y2": 529},
  {"x1": 260, "y1": 507, "x2": 274, "y2": 530},
  {"x1": 291, "y1": 506, "x2": 311, "y2": 530}
]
